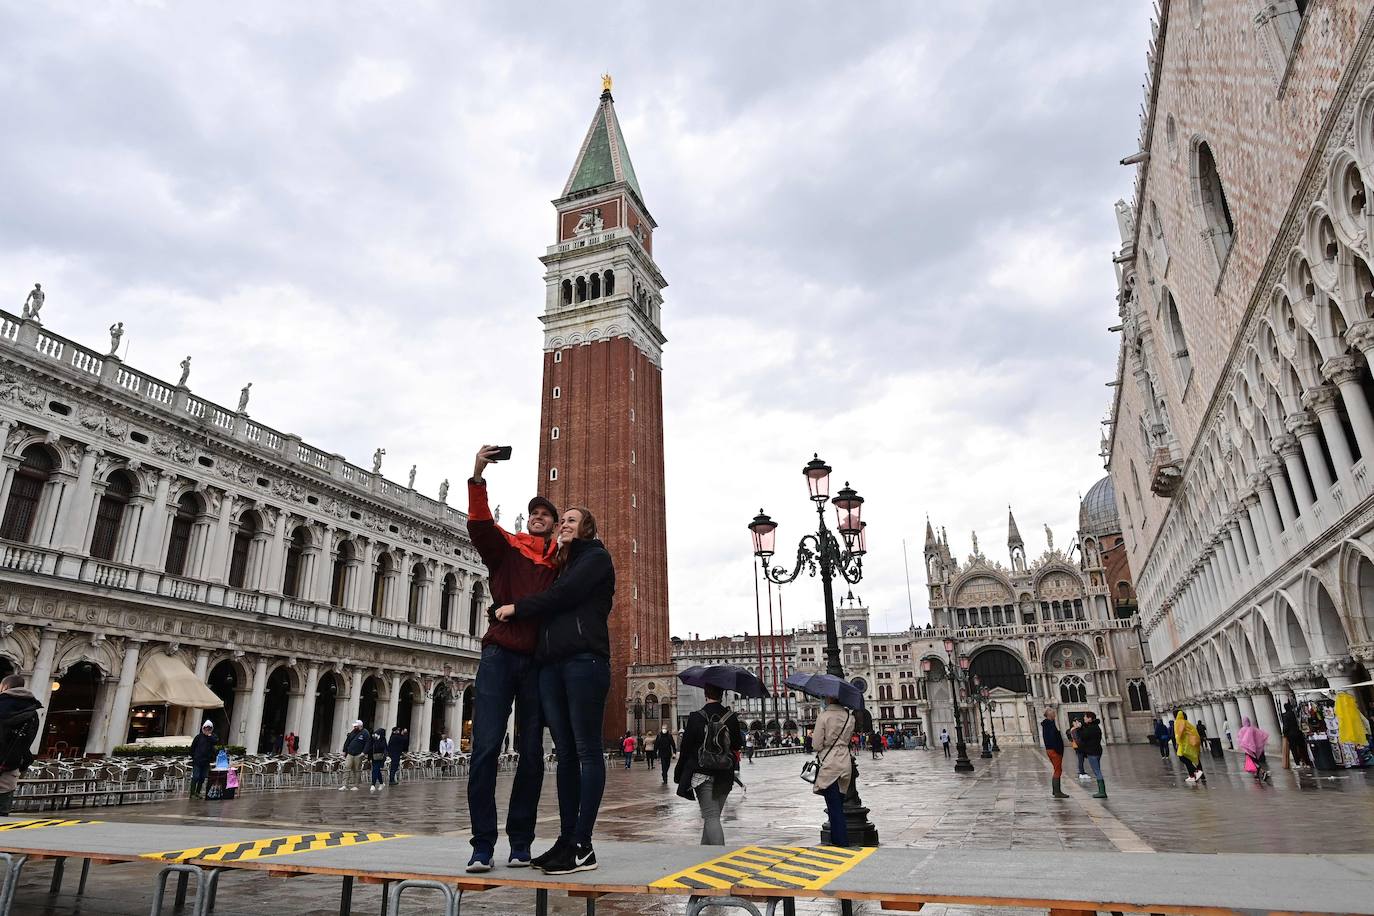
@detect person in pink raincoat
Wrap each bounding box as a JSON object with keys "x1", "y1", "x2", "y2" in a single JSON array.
[{"x1": 1236, "y1": 716, "x2": 1271, "y2": 783}]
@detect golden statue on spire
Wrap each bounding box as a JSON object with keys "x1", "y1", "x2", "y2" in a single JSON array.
[{"x1": 601, "y1": 73, "x2": 613, "y2": 93}]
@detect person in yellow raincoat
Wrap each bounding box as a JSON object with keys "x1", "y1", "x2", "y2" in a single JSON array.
[
  {"x1": 1175, "y1": 711, "x2": 1206, "y2": 785},
  {"x1": 1335, "y1": 694, "x2": 1369, "y2": 748}
]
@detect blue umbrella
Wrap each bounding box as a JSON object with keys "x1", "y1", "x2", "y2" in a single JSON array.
[
  {"x1": 785, "y1": 671, "x2": 865, "y2": 711},
  {"x1": 678, "y1": 665, "x2": 770, "y2": 699}
]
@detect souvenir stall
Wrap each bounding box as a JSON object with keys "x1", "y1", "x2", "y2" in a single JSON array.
[{"x1": 1294, "y1": 685, "x2": 1372, "y2": 771}]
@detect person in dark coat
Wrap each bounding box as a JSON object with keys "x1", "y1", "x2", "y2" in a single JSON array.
[
  {"x1": 189, "y1": 721, "x2": 218, "y2": 798},
  {"x1": 465, "y1": 447, "x2": 559, "y2": 872},
  {"x1": 1152, "y1": 718, "x2": 1172, "y2": 758},
  {"x1": 1280, "y1": 701, "x2": 1310, "y2": 767},
  {"x1": 387, "y1": 727, "x2": 408, "y2": 785},
  {"x1": 674, "y1": 686, "x2": 744, "y2": 845},
  {"x1": 0, "y1": 675, "x2": 44, "y2": 815},
  {"x1": 340, "y1": 720, "x2": 369, "y2": 791},
  {"x1": 1078, "y1": 711, "x2": 1107, "y2": 798},
  {"x1": 653, "y1": 726, "x2": 677, "y2": 785},
  {"x1": 495, "y1": 506, "x2": 614, "y2": 876},
  {"x1": 1041, "y1": 708, "x2": 1069, "y2": 799},
  {"x1": 368, "y1": 729, "x2": 388, "y2": 791}
]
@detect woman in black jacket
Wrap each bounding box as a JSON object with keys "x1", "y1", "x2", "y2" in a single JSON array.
[
  {"x1": 495, "y1": 506, "x2": 613, "y2": 875},
  {"x1": 674, "y1": 685, "x2": 744, "y2": 845}
]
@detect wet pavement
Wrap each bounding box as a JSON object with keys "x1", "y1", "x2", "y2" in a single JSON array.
[{"x1": 6, "y1": 744, "x2": 1374, "y2": 914}]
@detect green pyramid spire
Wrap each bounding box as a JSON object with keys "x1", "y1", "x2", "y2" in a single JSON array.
[{"x1": 563, "y1": 88, "x2": 644, "y2": 202}]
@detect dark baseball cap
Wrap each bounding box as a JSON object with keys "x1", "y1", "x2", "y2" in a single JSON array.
[{"x1": 528, "y1": 496, "x2": 559, "y2": 519}]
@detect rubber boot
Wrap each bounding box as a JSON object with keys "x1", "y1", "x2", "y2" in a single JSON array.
[
  {"x1": 1051, "y1": 778, "x2": 1069, "y2": 799},
  {"x1": 1093, "y1": 779, "x2": 1107, "y2": 799}
]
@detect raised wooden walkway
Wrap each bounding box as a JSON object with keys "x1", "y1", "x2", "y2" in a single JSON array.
[{"x1": 1, "y1": 816, "x2": 1371, "y2": 916}]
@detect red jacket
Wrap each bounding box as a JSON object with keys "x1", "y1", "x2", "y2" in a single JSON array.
[{"x1": 467, "y1": 480, "x2": 557, "y2": 655}]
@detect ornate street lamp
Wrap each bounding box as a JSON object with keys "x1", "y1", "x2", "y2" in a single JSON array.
[
  {"x1": 985, "y1": 692, "x2": 1000, "y2": 753},
  {"x1": 749, "y1": 454, "x2": 878, "y2": 846},
  {"x1": 972, "y1": 677, "x2": 993, "y2": 759},
  {"x1": 923, "y1": 638, "x2": 975, "y2": 773}
]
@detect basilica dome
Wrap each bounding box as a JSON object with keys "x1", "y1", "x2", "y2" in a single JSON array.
[{"x1": 1078, "y1": 476, "x2": 1120, "y2": 538}]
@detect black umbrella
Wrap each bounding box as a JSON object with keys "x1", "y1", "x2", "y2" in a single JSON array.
[
  {"x1": 678, "y1": 665, "x2": 770, "y2": 699},
  {"x1": 785, "y1": 671, "x2": 865, "y2": 711}
]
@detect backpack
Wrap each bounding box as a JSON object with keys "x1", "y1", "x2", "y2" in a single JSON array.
[
  {"x1": 0, "y1": 706, "x2": 40, "y2": 773},
  {"x1": 696, "y1": 708, "x2": 737, "y2": 773}
]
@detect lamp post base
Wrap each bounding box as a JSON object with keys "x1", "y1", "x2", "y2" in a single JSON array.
[
  {"x1": 979, "y1": 736, "x2": 993, "y2": 759},
  {"x1": 953, "y1": 742, "x2": 975, "y2": 773},
  {"x1": 819, "y1": 758, "x2": 880, "y2": 847}
]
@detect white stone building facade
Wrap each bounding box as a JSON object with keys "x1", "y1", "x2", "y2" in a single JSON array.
[
  {"x1": 1106, "y1": 0, "x2": 1374, "y2": 742},
  {"x1": 671, "y1": 633, "x2": 800, "y2": 733},
  {"x1": 0, "y1": 308, "x2": 489, "y2": 756}
]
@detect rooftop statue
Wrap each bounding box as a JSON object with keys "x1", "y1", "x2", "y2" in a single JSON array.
[
  {"x1": 21, "y1": 284, "x2": 44, "y2": 321},
  {"x1": 372, "y1": 448, "x2": 385, "y2": 473},
  {"x1": 107, "y1": 321, "x2": 124, "y2": 357},
  {"x1": 178, "y1": 356, "x2": 192, "y2": 387},
  {"x1": 237, "y1": 382, "x2": 252, "y2": 413}
]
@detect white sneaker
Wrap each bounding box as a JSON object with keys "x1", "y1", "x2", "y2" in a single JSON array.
[
  {"x1": 338, "y1": 785, "x2": 347, "y2": 791},
  {"x1": 350, "y1": 786, "x2": 358, "y2": 791},
  {"x1": 1078, "y1": 774, "x2": 1091, "y2": 781},
  {"x1": 369, "y1": 785, "x2": 376, "y2": 792}
]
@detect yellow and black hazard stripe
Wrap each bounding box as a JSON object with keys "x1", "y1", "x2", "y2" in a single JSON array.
[
  {"x1": 0, "y1": 818, "x2": 97, "y2": 831},
  {"x1": 143, "y1": 831, "x2": 406, "y2": 864},
  {"x1": 652, "y1": 844, "x2": 875, "y2": 891}
]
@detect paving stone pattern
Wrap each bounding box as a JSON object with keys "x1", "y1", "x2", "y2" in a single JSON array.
[{"x1": 7, "y1": 745, "x2": 1373, "y2": 915}]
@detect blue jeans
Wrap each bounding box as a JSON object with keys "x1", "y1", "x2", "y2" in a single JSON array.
[
  {"x1": 623, "y1": 751, "x2": 633, "y2": 768},
  {"x1": 467, "y1": 644, "x2": 544, "y2": 856},
  {"x1": 822, "y1": 782, "x2": 848, "y2": 847},
  {"x1": 1085, "y1": 754, "x2": 1102, "y2": 779},
  {"x1": 191, "y1": 762, "x2": 209, "y2": 783},
  {"x1": 540, "y1": 652, "x2": 610, "y2": 846},
  {"x1": 389, "y1": 755, "x2": 401, "y2": 784},
  {"x1": 370, "y1": 759, "x2": 385, "y2": 785}
]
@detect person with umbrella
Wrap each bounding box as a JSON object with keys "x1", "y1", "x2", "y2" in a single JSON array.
[
  {"x1": 786, "y1": 671, "x2": 863, "y2": 848},
  {"x1": 674, "y1": 665, "x2": 766, "y2": 845}
]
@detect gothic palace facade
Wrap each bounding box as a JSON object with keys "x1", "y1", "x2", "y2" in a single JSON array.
[
  {"x1": 0, "y1": 310, "x2": 489, "y2": 757},
  {"x1": 1107, "y1": 0, "x2": 1374, "y2": 742}
]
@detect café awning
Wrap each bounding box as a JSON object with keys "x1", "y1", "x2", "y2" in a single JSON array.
[{"x1": 132, "y1": 652, "x2": 223, "y2": 708}]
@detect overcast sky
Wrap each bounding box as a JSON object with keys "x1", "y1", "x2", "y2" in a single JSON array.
[{"x1": 0, "y1": 2, "x2": 1152, "y2": 637}]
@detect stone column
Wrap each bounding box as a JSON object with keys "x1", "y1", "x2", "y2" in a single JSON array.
[
  {"x1": 1304, "y1": 385, "x2": 1356, "y2": 480},
  {"x1": 27, "y1": 629, "x2": 60, "y2": 752},
  {"x1": 313, "y1": 526, "x2": 336, "y2": 603},
  {"x1": 1235, "y1": 691, "x2": 1257, "y2": 729},
  {"x1": 263, "y1": 508, "x2": 288, "y2": 594},
  {"x1": 347, "y1": 667, "x2": 364, "y2": 725},
  {"x1": 136, "y1": 471, "x2": 173, "y2": 569},
  {"x1": 1249, "y1": 687, "x2": 1282, "y2": 743},
  {"x1": 1322, "y1": 355, "x2": 1374, "y2": 462},
  {"x1": 384, "y1": 673, "x2": 401, "y2": 730},
  {"x1": 297, "y1": 663, "x2": 320, "y2": 755},
  {"x1": 186, "y1": 648, "x2": 212, "y2": 734},
  {"x1": 84, "y1": 676, "x2": 116, "y2": 754},
  {"x1": 55, "y1": 446, "x2": 98, "y2": 550},
  {"x1": 1272, "y1": 434, "x2": 1315, "y2": 512},
  {"x1": 204, "y1": 492, "x2": 236, "y2": 583},
  {"x1": 415, "y1": 681, "x2": 434, "y2": 753},
  {"x1": 1237, "y1": 500, "x2": 1263, "y2": 565},
  {"x1": 1222, "y1": 695, "x2": 1243, "y2": 746},
  {"x1": 102, "y1": 640, "x2": 143, "y2": 754},
  {"x1": 241, "y1": 656, "x2": 270, "y2": 754},
  {"x1": 1259, "y1": 458, "x2": 1298, "y2": 529},
  {"x1": 1286, "y1": 412, "x2": 1333, "y2": 496},
  {"x1": 1250, "y1": 477, "x2": 1284, "y2": 546}
]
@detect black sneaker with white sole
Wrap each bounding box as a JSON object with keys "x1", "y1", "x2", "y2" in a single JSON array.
[
  {"x1": 530, "y1": 837, "x2": 569, "y2": 871},
  {"x1": 541, "y1": 842, "x2": 596, "y2": 875}
]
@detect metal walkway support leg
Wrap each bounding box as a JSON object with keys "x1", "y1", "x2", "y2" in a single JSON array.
[
  {"x1": 535, "y1": 888, "x2": 548, "y2": 916},
  {"x1": 685, "y1": 896, "x2": 780, "y2": 916},
  {"x1": 149, "y1": 864, "x2": 226, "y2": 916},
  {"x1": 48, "y1": 856, "x2": 66, "y2": 894},
  {"x1": 0, "y1": 853, "x2": 29, "y2": 916},
  {"x1": 386, "y1": 879, "x2": 462, "y2": 916},
  {"x1": 339, "y1": 876, "x2": 353, "y2": 916},
  {"x1": 77, "y1": 858, "x2": 91, "y2": 896}
]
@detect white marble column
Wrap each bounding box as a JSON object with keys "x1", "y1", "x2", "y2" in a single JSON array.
[
  {"x1": 297, "y1": 663, "x2": 320, "y2": 755},
  {"x1": 1249, "y1": 688, "x2": 1282, "y2": 745},
  {"x1": 204, "y1": 493, "x2": 236, "y2": 582},
  {"x1": 241, "y1": 656, "x2": 270, "y2": 754},
  {"x1": 1222, "y1": 695, "x2": 1243, "y2": 746},
  {"x1": 1252, "y1": 475, "x2": 1285, "y2": 543},
  {"x1": 135, "y1": 471, "x2": 173, "y2": 569},
  {"x1": 1322, "y1": 355, "x2": 1374, "y2": 462},
  {"x1": 313, "y1": 526, "x2": 335, "y2": 603},
  {"x1": 55, "y1": 447, "x2": 98, "y2": 550},
  {"x1": 346, "y1": 668, "x2": 364, "y2": 726},
  {"x1": 27, "y1": 629, "x2": 60, "y2": 752},
  {"x1": 416, "y1": 682, "x2": 434, "y2": 753},
  {"x1": 1304, "y1": 385, "x2": 1356, "y2": 481},
  {"x1": 383, "y1": 673, "x2": 401, "y2": 730},
  {"x1": 101, "y1": 640, "x2": 143, "y2": 754},
  {"x1": 263, "y1": 509, "x2": 288, "y2": 594},
  {"x1": 1273, "y1": 434, "x2": 1315, "y2": 512},
  {"x1": 185, "y1": 648, "x2": 212, "y2": 734}
]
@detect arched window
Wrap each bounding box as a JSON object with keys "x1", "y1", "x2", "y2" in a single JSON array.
[
  {"x1": 165, "y1": 493, "x2": 200, "y2": 576},
  {"x1": 554, "y1": 350, "x2": 563, "y2": 364},
  {"x1": 228, "y1": 511, "x2": 260, "y2": 588},
  {"x1": 371, "y1": 552, "x2": 393, "y2": 617},
  {"x1": 549, "y1": 468, "x2": 558, "y2": 481},
  {"x1": 1148, "y1": 201, "x2": 1169, "y2": 272},
  {"x1": 552, "y1": 387, "x2": 561, "y2": 399},
  {"x1": 603, "y1": 270, "x2": 615, "y2": 295},
  {"x1": 1128, "y1": 679, "x2": 1151, "y2": 712},
  {"x1": 1161, "y1": 288, "x2": 1192, "y2": 385},
  {"x1": 1059, "y1": 674, "x2": 1087, "y2": 704},
  {"x1": 407, "y1": 562, "x2": 426, "y2": 624},
  {"x1": 1194, "y1": 140, "x2": 1235, "y2": 266},
  {"x1": 440, "y1": 572, "x2": 457, "y2": 630},
  {"x1": 330, "y1": 541, "x2": 354, "y2": 608},
  {"x1": 589, "y1": 272, "x2": 601, "y2": 300},
  {"x1": 469, "y1": 581, "x2": 485, "y2": 635},
  {"x1": 89, "y1": 470, "x2": 134, "y2": 561},
  {"x1": 282, "y1": 527, "x2": 307, "y2": 597},
  {"x1": 551, "y1": 427, "x2": 560, "y2": 440},
  {"x1": 0, "y1": 445, "x2": 54, "y2": 543},
  {"x1": 561, "y1": 279, "x2": 572, "y2": 305},
  {"x1": 575, "y1": 276, "x2": 587, "y2": 302}
]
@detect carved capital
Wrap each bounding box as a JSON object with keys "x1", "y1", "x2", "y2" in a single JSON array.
[
  {"x1": 1345, "y1": 319, "x2": 1374, "y2": 355},
  {"x1": 1302, "y1": 384, "x2": 1342, "y2": 413},
  {"x1": 1284, "y1": 411, "x2": 1320, "y2": 438},
  {"x1": 1256, "y1": 456, "x2": 1282, "y2": 477},
  {"x1": 1322, "y1": 355, "x2": 1362, "y2": 386},
  {"x1": 1270, "y1": 433, "x2": 1300, "y2": 457}
]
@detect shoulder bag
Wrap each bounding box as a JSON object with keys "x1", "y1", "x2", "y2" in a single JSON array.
[{"x1": 801, "y1": 711, "x2": 851, "y2": 784}]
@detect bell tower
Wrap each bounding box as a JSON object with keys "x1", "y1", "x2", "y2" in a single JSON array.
[{"x1": 537, "y1": 78, "x2": 674, "y2": 739}]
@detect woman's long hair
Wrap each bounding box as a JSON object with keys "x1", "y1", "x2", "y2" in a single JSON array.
[{"x1": 556, "y1": 506, "x2": 598, "y2": 567}]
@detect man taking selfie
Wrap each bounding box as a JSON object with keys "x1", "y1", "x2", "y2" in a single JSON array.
[{"x1": 465, "y1": 444, "x2": 559, "y2": 873}]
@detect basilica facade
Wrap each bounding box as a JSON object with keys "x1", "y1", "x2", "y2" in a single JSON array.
[
  {"x1": 0, "y1": 309, "x2": 488, "y2": 757},
  {"x1": 1106, "y1": 0, "x2": 1374, "y2": 740}
]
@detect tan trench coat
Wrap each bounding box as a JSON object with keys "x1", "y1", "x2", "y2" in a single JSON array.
[{"x1": 811, "y1": 705, "x2": 854, "y2": 795}]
